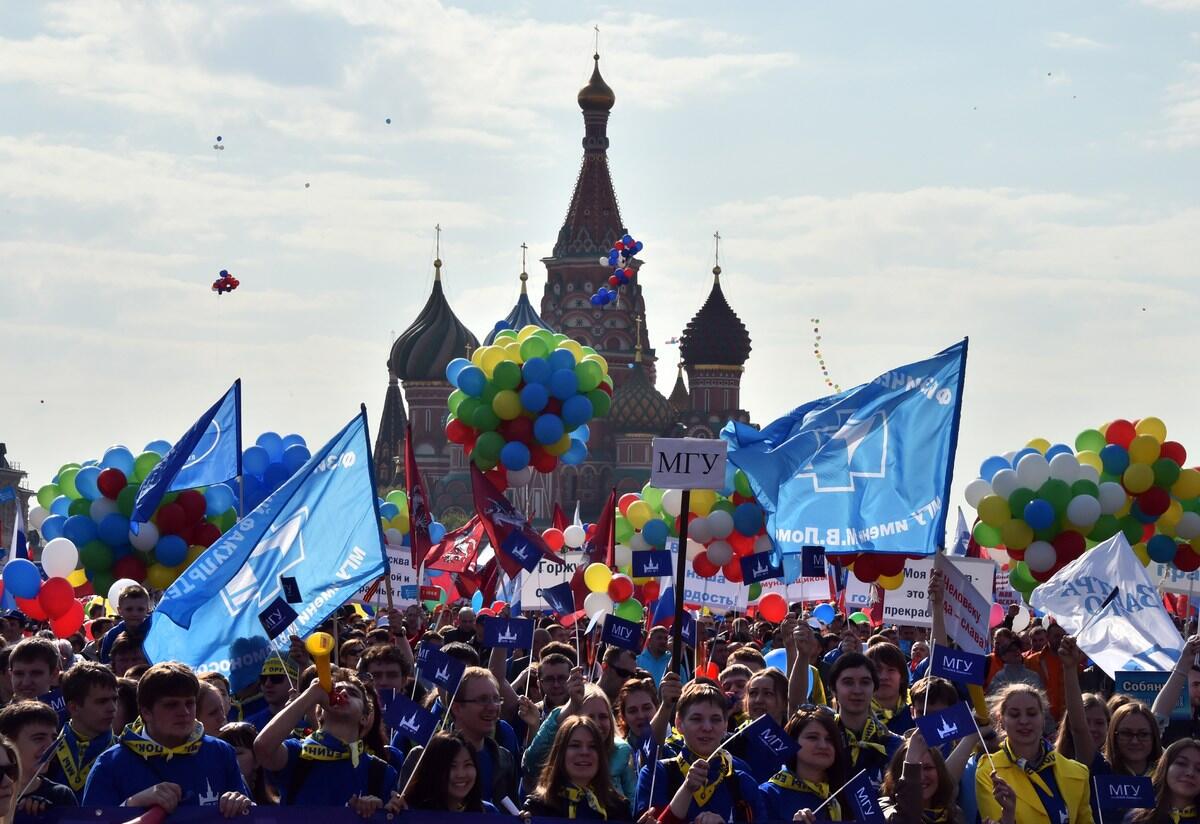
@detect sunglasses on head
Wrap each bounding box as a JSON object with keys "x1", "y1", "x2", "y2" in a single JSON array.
[{"x1": 609, "y1": 665, "x2": 636, "y2": 679}]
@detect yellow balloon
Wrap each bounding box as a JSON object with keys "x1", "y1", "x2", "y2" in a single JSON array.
[
  {"x1": 145, "y1": 562, "x2": 183, "y2": 590},
  {"x1": 1026, "y1": 438, "x2": 1051, "y2": 454},
  {"x1": 518, "y1": 324, "x2": 542, "y2": 342},
  {"x1": 1128, "y1": 434, "x2": 1161, "y2": 465},
  {"x1": 389, "y1": 513, "x2": 408, "y2": 532},
  {"x1": 66, "y1": 568, "x2": 88, "y2": 587},
  {"x1": 626, "y1": 501, "x2": 652, "y2": 529},
  {"x1": 584, "y1": 354, "x2": 609, "y2": 376},
  {"x1": 978, "y1": 495, "x2": 1012, "y2": 527},
  {"x1": 470, "y1": 345, "x2": 487, "y2": 367},
  {"x1": 1161, "y1": 500, "x2": 1184, "y2": 528},
  {"x1": 689, "y1": 489, "x2": 717, "y2": 516},
  {"x1": 558, "y1": 339, "x2": 585, "y2": 362},
  {"x1": 185, "y1": 544, "x2": 207, "y2": 565},
  {"x1": 1160, "y1": 519, "x2": 1179, "y2": 537},
  {"x1": 480, "y1": 346, "x2": 506, "y2": 377},
  {"x1": 1124, "y1": 463, "x2": 1154, "y2": 494},
  {"x1": 878, "y1": 572, "x2": 905, "y2": 590},
  {"x1": 491, "y1": 389, "x2": 522, "y2": 420},
  {"x1": 1132, "y1": 542, "x2": 1151, "y2": 567},
  {"x1": 1100, "y1": 422, "x2": 1110, "y2": 435},
  {"x1": 1000, "y1": 519, "x2": 1033, "y2": 550},
  {"x1": 583, "y1": 562, "x2": 613, "y2": 593},
  {"x1": 1136, "y1": 416, "x2": 1168, "y2": 443},
  {"x1": 1077, "y1": 451, "x2": 1103, "y2": 472},
  {"x1": 546, "y1": 434, "x2": 572, "y2": 456},
  {"x1": 1115, "y1": 498, "x2": 1132, "y2": 518},
  {"x1": 503, "y1": 341, "x2": 524, "y2": 364},
  {"x1": 1173, "y1": 469, "x2": 1200, "y2": 500}
]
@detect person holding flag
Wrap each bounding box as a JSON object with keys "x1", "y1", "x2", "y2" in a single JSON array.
[
  {"x1": 759, "y1": 705, "x2": 851, "y2": 822},
  {"x1": 881, "y1": 731, "x2": 1016, "y2": 824}
]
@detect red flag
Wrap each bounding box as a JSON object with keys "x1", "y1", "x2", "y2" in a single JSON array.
[
  {"x1": 570, "y1": 488, "x2": 617, "y2": 606},
  {"x1": 552, "y1": 503, "x2": 569, "y2": 532},
  {"x1": 471, "y1": 465, "x2": 562, "y2": 579},
  {"x1": 404, "y1": 425, "x2": 433, "y2": 570},
  {"x1": 424, "y1": 516, "x2": 485, "y2": 574}
]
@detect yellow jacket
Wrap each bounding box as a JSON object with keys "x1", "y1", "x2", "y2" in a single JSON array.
[{"x1": 976, "y1": 746, "x2": 1093, "y2": 824}]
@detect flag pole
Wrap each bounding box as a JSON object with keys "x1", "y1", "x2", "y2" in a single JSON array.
[
  {"x1": 234, "y1": 378, "x2": 244, "y2": 519},
  {"x1": 933, "y1": 338, "x2": 970, "y2": 561},
  {"x1": 670, "y1": 490, "x2": 692, "y2": 675},
  {"x1": 810, "y1": 769, "x2": 867, "y2": 817},
  {"x1": 361, "y1": 404, "x2": 395, "y2": 611}
]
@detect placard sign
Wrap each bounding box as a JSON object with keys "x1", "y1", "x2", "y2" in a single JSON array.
[
  {"x1": 520, "y1": 551, "x2": 586, "y2": 610},
  {"x1": 353, "y1": 541, "x2": 415, "y2": 605},
  {"x1": 882, "y1": 556, "x2": 994, "y2": 628},
  {"x1": 650, "y1": 438, "x2": 727, "y2": 490}
]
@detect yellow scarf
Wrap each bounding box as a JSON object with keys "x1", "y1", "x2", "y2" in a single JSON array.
[
  {"x1": 299, "y1": 730, "x2": 364, "y2": 768},
  {"x1": 871, "y1": 696, "x2": 908, "y2": 725},
  {"x1": 1171, "y1": 808, "x2": 1199, "y2": 824},
  {"x1": 563, "y1": 785, "x2": 607, "y2": 819},
  {"x1": 119, "y1": 722, "x2": 204, "y2": 761},
  {"x1": 839, "y1": 714, "x2": 888, "y2": 765},
  {"x1": 53, "y1": 725, "x2": 113, "y2": 792},
  {"x1": 671, "y1": 750, "x2": 735, "y2": 808},
  {"x1": 768, "y1": 770, "x2": 841, "y2": 820}
]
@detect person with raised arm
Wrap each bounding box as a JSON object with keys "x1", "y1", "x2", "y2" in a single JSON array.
[
  {"x1": 1153, "y1": 635, "x2": 1200, "y2": 744},
  {"x1": 882, "y1": 730, "x2": 1016, "y2": 824}
]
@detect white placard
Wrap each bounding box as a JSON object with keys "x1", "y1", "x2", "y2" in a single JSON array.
[
  {"x1": 650, "y1": 438, "x2": 728, "y2": 490},
  {"x1": 937, "y1": 555, "x2": 991, "y2": 654},
  {"x1": 353, "y1": 542, "x2": 416, "y2": 605},
  {"x1": 1148, "y1": 562, "x2": 1200, "y2": 596},
  {"x1": 519, "y1": 552, "x2": 586, "y2": 610},
  {"x1": 845, "y1": 575, "x2": 876, "y2": 611},
  {"x1": 882, "y1": 556, "x2": 994, "y2": 628}
]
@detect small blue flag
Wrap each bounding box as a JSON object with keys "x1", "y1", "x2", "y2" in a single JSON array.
[
  {"x1": 258, "y1": 597, "x2": 298, "y2": 640},
  {"x1": 1093, "y1": 775, "x2": 1154, "y2": 810},
  {"x1": 280, "y1": 577, "x2": 302, "y2": 604},
  {"x1": 418, "y1": 647, "x2": 466, "y2": 693},
  {"x1": 741, "y1": 714, "x2": 800, "y2": 778},
  {"x1": 846, "y1": 769, "x2": 886, "y2": 824},
  {"x1": 914, "y1": 701, "x2": 975, "y2": 747},
  {"x1": 930, "y1": 646, "x2": 988, "y2": 686},
  {"x1": 484, "y1": 616, "x2": 534, "y2": 649},
  {"x1": 500, "y1": 532, "x2": 542, "y2": 573},
  {"x1": 543, "y1": 582, "x2": 575, "y2": 616},
  {"x1": 801, "y1": 545, "x2": 826, "y2": 577},
  {"x1": 679, "y1": 611, "x2": 697, "y2": 646},
  {"x1": 601, "y1": 615, "x2": 643, "y2": 651},
  {"x1": 949, "y1": 507, "x2": 970, "y2": 556},
  {"x1": 38, "y1": 689, "x2": 68, "y2": 727},
  {"x1": 131, "y1": 381, "x2": 241, "y2": 532},
  {"x1": 633, "y1": 550, "x2": 672, "y2": 578},
  {"x1": 0, "y1": 487, "x2": 14, "y2": 503},
  {"x1": 637, "y1": 736, "x2": 658, "y2": 771},
  {"x1": 740, "y1": 552, "x2": 783, "y2": 584},
  {"x1": 384, "y1": 692, "x2": 439, "y2": 746}
]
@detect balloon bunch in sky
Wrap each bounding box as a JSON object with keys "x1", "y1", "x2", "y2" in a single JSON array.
[
  {"x1": 810, "y1": 317, "x2": 841, "y2": 392},
  {"x1": 590, "y1": 232, "x2": 644, "y2": 306},
  {"x1": 212, "y1": 269, "x2": 240, "y2": 295}
]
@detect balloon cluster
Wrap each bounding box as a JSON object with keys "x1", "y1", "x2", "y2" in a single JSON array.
[
  {"x1": 444, "y1": 327, "x2": 611, "y2": 487},
  {"x1": 212, "y1": 269, "x2": 240, "y2": 295},
  {"x1": 240, "y1": 432, "x2": 312, "y2": 513},
  {"x1": 840, "y1": 552, "x2": 909, "y2": 591},
  {"x1": 810, "y1": 317, "x2": 841, "y2": 392},
  {"x1": 964, "y1": 417, "x2": 1200, "y2": 602},
  {"x1": 590, "y1": 233, "x2": 644, "y2": 306}
]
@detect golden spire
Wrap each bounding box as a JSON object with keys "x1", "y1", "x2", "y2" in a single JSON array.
[
  {"x1": 634, "y1": 314, "x2": 643, "y2": 363},
  {"x1": 712, "y1": 230, "x2": 722, "y2": 280},
  {"x1": 434, "y1": 223, "x2": 443, "y2": 281},
  {"x1": 520, "y1": 242, "x2": 529, "y2": 295}
]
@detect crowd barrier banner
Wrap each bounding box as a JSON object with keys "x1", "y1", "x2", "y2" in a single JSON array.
[{"x1": 37, "y1": 810, "x2": 579, "y2": 824}]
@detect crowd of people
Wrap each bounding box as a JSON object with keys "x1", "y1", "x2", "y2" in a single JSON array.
[{"x1": 0, "y1": 570, "x2": 1197, "y2": 823}]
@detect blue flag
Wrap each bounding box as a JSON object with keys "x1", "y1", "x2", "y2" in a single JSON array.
[
  {"x1": 679, "y1": 611, "x2": 697, "y2": 646},
  {"x1": 914, "y1": 701, "x2": 975, "y2": 746},
  {"x1": 543, "y1": 582, "x2": 575, "y2": 616},
  {"x1": 484, "y1": 616, "x2": 534, "y2": 649},
  {"x1": 845, "y1": 769, "x2": 885, "y2": 824},
  {"x1": 740, "y1": 552, "x2": 783, "y2": 584},
  {"x1": 1093, "y1": 775, "x2": 1154, "y2": 810},
  {"x1": 131, "y1": 381, "x2": 241, "y2": 532},
  {"x1": 258, "y1": 597, "x2": 299, "y2": 640},
  {"x1": 741, "y1": 714, "x2": 800, "y2": 778},
  {"x1": 142, "y1": 411, "x2": 386, "y2": 692},
  {"x1": 384, "y1": 693, "x2": 439, "y2": 746},
  {"x1": 417, "y1": 647, "x2": 466, "y2": 693},
  {"x1": 722, "y1": 340, "x2": 967, "y2": 557},
  {"x1": 633, "y1": 550, "x2": 671, "y2": 578},
  {"x1": 801, "y1": 545, "x2": 825, "y2": 577},
  {"x1": 930, "y1": 645, "x2": 987, "y2": 686},
  {"x1": 601, "y1": 615, "x2": 643, "y2": 651}
]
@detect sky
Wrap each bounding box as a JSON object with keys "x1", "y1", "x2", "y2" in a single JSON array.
[{"x1": 2, "y1": 0, "x2": 1199, "y2": 519}]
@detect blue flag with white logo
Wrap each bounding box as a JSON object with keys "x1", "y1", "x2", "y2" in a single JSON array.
[
  {"x1": 930, "y1": 645, "x2": 987, "y2": 685},
  {"x1": 1093, "y1": 775, "x2": 1154, "y2": 810},
  {"x1": 633, "y1": 550, "x2": 671, "y2": 578},
  {"x1": 484, "y1": 616, "x2": 534, "y2": 649},
  {"x1": 143, "y1": 410, "x2": 386, "y2": 692},
  {"x1": 741, "y1": 714, "x2": 800, "y2": 778},
  {"x1": 417, "y1": 647, "x2": 466, "y2": 693},
  {"x1": 740, "y1": 552, "x2": 783, "y2": 584},
  {"x1": 131, "y1": 381, "x2": 241, "y2": 532},
  {"x1": 679, "y1": 610, "x2": 696, "y2": 646},
  {"x1": 384, "y1": 693, "x2": 439, "y2": 746},
  {"x1": 914, "y1": 701, "x2": 975, "y2": 747},
  {"x1": 601, "y1": 615, "x2": 643, "y2": 651},
  {"x1": 542, "y1": 582, "x2": 575, "y2": 616},
  {"x1": 801, "y1": 545, "x2": 825, "y2": 577},
  {"x1": 722, "y1": 340, "x2": 967, "y2": 557},
  {"x1": 846, "y1": 769, "x2": 885, "y2": 824}
]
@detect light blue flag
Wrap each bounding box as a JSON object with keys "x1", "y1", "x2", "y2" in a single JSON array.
[
  {"x1": 722, "y1": 340, "x2": 967, "y2": 557},
  {"x1": 130, "y1": 381, "x2": 241, "y2": 532},
  {"x1": 143, "y1": 409, "x2": 386, "y2": 691}
]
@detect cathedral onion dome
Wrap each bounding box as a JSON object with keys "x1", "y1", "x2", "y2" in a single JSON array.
[
  {"x1": 389, "y1": 259, "x2": 479, "y2": 381},
  {"x1": 610, "y1": 361, "x2": 676, "y2": 434},
  {"x1": 483, "y1": 271, "x2": 554, "y2": 345},
  {"x1": 577, "y1": 54, "x2": 615, "y2": 112},
  {"x1": 679, "y1": 266, "x2": 752, "y2": 367},
  {"x1": 668, "y1": 363, "x2": 690, "y2": 412}
]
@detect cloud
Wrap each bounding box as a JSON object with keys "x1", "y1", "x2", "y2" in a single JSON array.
[
  {"x1": 1044, "y1": 32, "x2": 1108, "y2": 50},
  {"x1": 1146, "y1": 61, "x2": 1200, "y2": 148},
  {"x1": 1141, "y1": 0, "x2": 1200, "y2": 9}
]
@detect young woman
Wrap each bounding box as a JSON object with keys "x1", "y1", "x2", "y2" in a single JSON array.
[
  {"x1": 1128, "y1": 738, "x2": 1200, "y2": 824},
  {"x1": 1103, "y1": 703, "x2": 1162, "y2": 777},
  {"x1": 881, "y1": 732, "x2": 1015, "y2": 824},
  {"x1": 389, "y1": 731, "x2": 497, "y2": 814},
  {"x1": 727, "y1": 669, "x2": 792, "y2": 783},
  {"x1": 523, "y1": 716, "x2": 630, "y2": 820},
  {"x1": 759, "y1": 706, "x2": 850, "y2": 821},
  {"x1": 976, "y1": 684, "x2": 1091, "y2": 824},
  {"x1": 218, "y1": 723, "x2": 276, "y2": 805},
  {"x1": 197, "y1": 681, "x2": 229, "y2": 737}
]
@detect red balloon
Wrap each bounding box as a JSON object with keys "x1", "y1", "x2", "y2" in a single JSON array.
[
  {"x1": 608, "y1": 575, "x2": 634, "y2": 602},
  {"x1": 758, "y1": 593, "x2": 787, "y2": 623},
  {"x1": 1175, "y1": 544, "x2": 1200, "y2": 572},
  {"x1": 530, "y1": 448, "x2": 557, "y2": 474},
  {"x1": 1106, "y1": 420, "x2": 1136, "y2": 448},
  {"x1": 112, "y1": 555, "x2": 147, "y2": 583},
  {"x1": 97, "y1": 468, "x2": 127, "y2": 500},
  {"x1": 50, "y1": 600, "x2": 85, "y2": 639},
  {"x1": 194, "y1": 522, "x2": 222, "y2": 547},
  {"x1": 618, "y1": 494, "x2": 640, "y2": 516},
  {"x1": 176, "y1": 490, "x2": 207, "y2": 524},
  {"x1": 478, "y1": 608, "x2": 495, "y2": 618},
  {"x1": 597, "y1": 382, "x2": 613, "y2": 397},
  {"x1": 722, "y1": 560, "x2": 744, "y2": 583},
  {"x1": 484, "y1": 467, "x2": 508, "y2": 491},
  {"x1": 642, "y1": 580, "x2": 661, "y2": 602},
  {"x1": 1161, "y1": 441, "x2": 1188, "y2": 465},
  {"x1": 1137, "y1": 487, "x2": 1171, "y2": 517},
  {"x1": 38, "y1": 577, "x2": 76, "y2": 619},
  {"x1": 1007, "y1": 546, "x2": 1026, "y2": 562},
  {"x1": 155, "y1": 503, "x2": 187, "y2": 536},
  {"x1": 15, "y1": 596, "x2": 47, "y2": 622},
  {"x1": 500, "y1": 416, "x2": 534, "y2": 445},
  {"x1": 614, "y1": 240, "x2": 625, "y2": 251},
  {"x1": 729, "y1": 532, "x2": 755, "y2": 557},
  {"x1": 852, "y1": 555, "x2": 880, "y2": 583},
  {"x1": 876, "y1": 554, "x2": 906, "y2": 577},
  {"x1": 446, "y1": 418, "x2": 473, "y2": 445},
  {"x1": 175, "y1": 524, "x2": 196, "y2": 546},
  {"x1": 542, "y1": 528, "x2": 565, "y2": 551},
  {"x1": 492, "y1": 600, "x2": 507, "y2": 613},
  {"x1": 608, "y1": 275, "x2": 620, "y2": 287},
  {"x1": 1052, "y1": 531, "x2": 1086, "y2": 563},
  {"x1": 692, "y1": 553, "x2": 719, "y2": 578},
  {"x1": 1142, "y1": 523, "x2": 1156, "y2": 543},
  {"x1": 73, "y1": 580, "x2": 94, "y2": 598},
  {"x1": 623, "y1": 267, "x2": 634, "y2": 278}
]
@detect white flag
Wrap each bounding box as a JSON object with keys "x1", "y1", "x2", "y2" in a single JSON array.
[{"x1": 1030, "y1": 533, "x2": 1183, "y2": 677}]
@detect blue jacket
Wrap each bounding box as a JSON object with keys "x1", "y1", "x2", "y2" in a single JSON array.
[
  {"x1": 98, "y1": 615, "x2": 153, "y2": 663},
  {"x1": 82, "y1": 735, "x2": 248, "y2": 808},
  {"x1": 272, "y1": 737, "x2": 398, "y2": 805},
  {"x1": 634, "y1": 749, "x2": 766, "y2": 823}
]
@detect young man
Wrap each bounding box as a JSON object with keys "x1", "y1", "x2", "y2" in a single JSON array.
[
  {"x1": 44, "y1": 662, "x2": 117, "y2": 794},
  {"x1": 0, "y1": 701, "x2": 77, "y2": 812},
  {"x1": 82, "y1": 662, "x2": 251, "y2": 817},
  {"x1": 536, "y1": 652, "x2": 574, "y2": 712},
  {"x1": 243, "y1": 657, "x2": 295, "y2": 732},
  {"x1": 864, "y1": 641, "x2": 910, "y2": 729},
  {"x1": 108, "y1": 633, "x2": 148, "y2": 678},
  {"x1": 359, "y1": 645, "x2": 408, "y2": 693},
  {"x1": 827, "y1": 652, "x2": 902, "y2": 787},
  {"x1": 599, "y1": 646, "x2": 638, "y2": 704},
  {"x1": 254, "y1": 668, "x2": 396, "y2": 812},
  {"x1": 634, "y1": 682, "x2": 765, "y2": 822},
  {"x1": 9, "y1": 637, "x2": 60, "y2": 702},
  {"x1": 99, "y1": 584, "x2": 152, "y2": 664},
  {"x1": 636, "y1": 626, "x2": 672, "y2": 686}
]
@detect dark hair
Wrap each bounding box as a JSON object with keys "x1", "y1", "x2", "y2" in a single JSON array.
[
  {"x1": 909, "y1": 676, "x2": 959, "y2": 712},
  {"x1": 603, "y1": 645, "x2": 635, "y2": 666},
  {"x1": 117, "y1": 584, "x2": 150, "y2": 604},
  {"x1": 115, "y1": 677, "x2": 138, "y2": 731},
  {"x1": 109, "y1": 632, "x2": 142, "y2": 660},
  {"x1": 727, "y1": 647, "x2": 766, "y2": 669},
  {"x1": 218, "y1": 722, "x2": 277, "y2": 805},
  {"x1": 719, "y1": 664, "x2": 753, "y2": 683},
  {"x1": 400, "y1": 731, "x2": 486, "y2": 812},
  {"x1": 786, "y1": 708, "x2": 851, "y2": 808},
  {"x1": 882, "y1": 737, "x2": 956, "y2": 809},
  {"x1": 89, "y1": 618, "x2": 115, "y2": 637},
  {"x1": 198, "y1": 670, "x2": 231, "y2": 696},
  {"x1": 676, "y1": 681, "x2": 727, "y2": 719},
  {"x1": 539, "y1": 641, "x2": 578, "y2": 666},
  {"x1": 360, "y1": 644, "x2": 411, "y2": 677},
  {"x1": 531, "y1": 716, "x2": 626, "y2": 812},
  {"x1": 615, "y1": 678, "x2": 658, "y2": 738},
  {"x1": 864, "y1": 642, "x2": 909, "y2": 694},
  {"x1": 440, "y1": 642, "x2": 481, "y2": 668},
  {"x1": 0, "y1": 647, "x2": 10, "y2": 674},
  {"x1": 1105, "y1": 702, "x2": 1162, "y2": 776},
  {"x1": 0, "y1": 700, "x2": 60, "y2": 740},
  {"x1": 9, "y1": 637, "x2": 60, "y2": 672},
  {"x1": 137, "y1": 662, "x2": 199, "y2": 711},
  {"x1": 1131, "y1": 738, "x2": 1200, "y2": 824},
  {"x1": 829, "y1": 652, "x2": 879, "y2": 691},
  {"x1": 359, "y1": 679, "x2": 388, "y2": 754},
  {"x1": 540, "y1": 653, "x2": 573, "y2": 673},
  {"x1": 61, "y1": 660, "x2": 118, "y2": 706}
]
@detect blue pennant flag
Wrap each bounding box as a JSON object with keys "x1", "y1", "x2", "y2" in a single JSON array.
[
  {"x1": 38, "y1": 689, "x2": 69, "y2": 726},
  {"x1": 740, "y1": 552, "x2": 783, "y2": 584},
  {"x1": 801, "y1": 545, "x2": 825, "y2": 577},
  {"x1": 601, "y1": 614, "x2": 643, "y2": 651},
  {"x1": 845, "y1": 769, "x2": 885, "y2": 824},
  {"x1": 484, "y1": 616, "x2": 534, "y2": 649},
  {"x1": 633, "y1": 550, "x2": 672, "y2": 578},
  {"x1": 679, "y1": 610, "x2": 697, "y2": 646},
  {"x1": 542, "y1": 582, "x2": 575, "y2": 616},
  {"x1": 914, "y1": 701, "x2": 976, "y2": 747},
  {"x1": 949, "y1": 507, "x2": 971, "y2": 556},
  {"x1": 930, "y1": 645, "x2": 988, "y2": 686},
  {"x1": 143, "y1": 410, "x2": 386, "y2": 692},
  {"x1": 131, "y1": 381, "x2": 241, "y2": 532},
  {"x1": 741, "y1": 714, "x2": 800, "y2": 778},
  {"x1": 258, "y1": 597, "x2": 298, "y2": 640},
  {"x1": 383, "y1": 692, "x2": 439, "y2": 746},
  {"x1": 418, "y1": 647, "x2": 466, "y2": 693},
  {"x1": 722, "y1": 340, "x2": 967, "y2": 558},
  {"x1": 1093, "y1": 775, "x2": 1154, "y2": 810}
]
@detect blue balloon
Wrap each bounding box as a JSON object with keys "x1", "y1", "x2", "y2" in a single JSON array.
[
  {"x1": 1148, "y1": 535, "x2": 1178, "y2": 563},
  {"x1": 50, "y1": 495, "x2": 70, "y2": 516},
  {"x1": 445, "y1": 357, "x2": 471, "y2": 385},
  {"x1": 1045, "y1": 443, "x2": 1073, "y2": 461},
  {"x1": 533, "y1": 414, "x2": 565, "y2": 445},
  {"x1": 256, "y1": 432, "x2": 285, "y2": 463},
  {"x1": 471, "y1": 590, "x2": 484, "y2": 611},
  {"x1": 562, "y1": 441, "x2": 588, "y2": 466},
  {"x1": 379, "y1": 502, "x2": 400, "y2": 520},
  {"x1": 155, "y1": 534, "x2": 189, "y2": 567},
  {"x1": 1023, "y1": 499, "x2": 1055, "y2": 530},
  {"x1": 429, "y1": 521, "x2": 447, "y2": 543},
  {"x1": 243, "y1": 445, "x2": 270, "y2": 478},
  {"x1": 144, "y1": 440, "x2": 173, "y2": 456},
  {"x1": 733, "y1": 502, "x2": 764, "y2": 536},
  {"x1": 621, "y1": 234, "x2": 633, "y2": 247},
  {"x1": 813, "y1": 603, "x2": 837, "y2": 625},
  {"x1": 40, "y1": 514, "x2": 67, "y2": 541},
  {"x1": 204, "y1": 484, "x2": 235, "y2": 516},
  {"x1": 500, "y1": 441, "x2": 531, "y2": 471},
  {"x1": 98, "y1": 513, "x2": 130, "y2": 546},
  {"x1": 549, "y1": 369, "x2": 579, "y2": 400},
  {"x1": 1011, "y1": 447, "x2": 1040, "y2": 468},
  {"x1": 64, "y1": 514, "x2": 98, "y2": 545},
  {"x1": 590, "y1": 294, "x2": 603, "y2": 306},
  {"x1": 101, "y1": 445, "x2": 135, "y2": 476},
  {"x1": 571, "y1": 424, "x2": 590, "y2": 443},
  {"x1": 1100, "y1": 444, "x2": 1130, "y2": 476},
  {"x1": 282, "y1": 444, "x2": 311, "y2": 474},
  {"x1": 979, "y1": 455, "x2": 1010, "y2": 482},
  {"x1": 633, "y1": 241, "x2": 643, "y2": 253},
  {"x1": 281, "y1": 433, "x2": 306, "y2": 450},
  {"x1": 764, "y1": 647, "x2": 787, "y2": 673},
  {"x1": 520, "y1": 383, "x2": 549, "y2": 414},
  {"x1": 263, "y1": 463, "x2": 290, "y2": 491},
  {"x1": 641, "y1": 519, "x2": 669, "y2": 547},
  {"x1": 2, "y1": 559, "x2": 41, "y2": 599},
  {"x1": 561, "y1": 394, "x2": 593, "y2": 428},
  {"x1": 522, "y1": 357, "x2": 551, "y2": 385},
  {"x1": 75, "y1": 466, "x2": 101, "y2": 500},
  {"x1": 111, "y1": 543, "x2": 133, "y2": 561},
  {"x1": 458, "y1": 365, "x2": 486, "y2": 397},
  {"x1": 548, "y1": 349, "x2": 576, "y2": 372}
]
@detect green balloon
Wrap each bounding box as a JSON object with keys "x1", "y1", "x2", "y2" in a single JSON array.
[
  {"x1": 493, "y1": 329, "x2": 518, "y2": 342},
  {"x1": 710, "y1": 499, "x2": 736, "y2": 515},
  {"x1": 68, "y1": 497, "x2": 91, "y2": 517},
  {"x1": 1034, "y1": 524, "x2": 1060, "y2": 542},
  {"x1": 58, "y1": 467, "x2": 81, "y2": 499},
  {"x1": 447, "y1": 390, "x2": 466, "y2": 414},
  {"x1": 1089, "y1": 514, "x2": 1120, "y2": 541},
  {"x1": 480, "y1": 383, "x2": 499, "y2": 404},
  {"x1": 1009, "y1": 561, "x2": 1036, "y2": 591},
  {"x1": 133, "y1": 451, "x2": 161, "y2": 483},
  {"x1": 79, "y1": 540, "x2": 113, "y2": 570},
  {"x1": 456, "y1": 397, "x2": 481, "y2": 424},
  {"x1": 117, "y1": 486, "x2": 137, "y2": 517},
  {"x1": 615, "y1": 515, "x2": 633, "y2": 543},
  {"x1": 89, "y1": 571, "x2": 115, "y2": 599},
  {"x1": 734, "y1": 470, "x2": 753, "y2": 497},
  {"x1": 587, "y1": 389, "x2": 611, "y2": 417},
  {"x1": 642, "y1": 485, "x2": 664, "y2": 513},
  {"x1": 1075, "y1": 429, "x2": 1106, "y2": 453},
  {"x1": 216, "y1": 508, "x2": 237, "y2": 531},
  {"x1": 1008, "y1": 488, "x2": 1036, "y2": 515},
  {"x1": 472, "y1": 450, "x2": 497, "y2": 471},
  {"x1": 1119, "y1": 515, "x2": 1143, "y2": 544},
  {"x1": 747, "y1": 582, "x2": 762, "y2": 600},
  {"x1": 471, "y1": 406, "x2": 500, "y2": 432},
  {"x1": 1153, "y1": 458, "x2": 1181, "y2": 489},
  {"x1": 575, "y1": 361, "x2": 603, "y2": 393},
  {"x1": 36, "y1": 484, "x2": 60, "y2": 509},
  {"x1": 972, "y1": 521, "x2": 1002, "y2": 547},
  {"x1": 1039, "y1": 479, "x2": 1071, "y2": 513},
  {"x1": 1070, "y1": 479, "x2": 1099, "y2": 499},
  {"x1": 519, "y1": 336, "x2": 550, "y2": 362},
  {"x1": 492, "y1": 360, "x2": 522, "y2": 390},
  {"x1": 615, "y1": 598, "x2": 643, "y2": 622},
  {"x1": 475, "y1": 431, "x2": 505, "y2": 460},
  {"x1": 1099, "y1": 471, "x2": 1119, "y2": 485}
]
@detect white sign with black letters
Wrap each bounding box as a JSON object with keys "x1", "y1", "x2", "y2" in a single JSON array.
[{"x1": 651, "y1": 438, "x2": 728, "y2": 490}]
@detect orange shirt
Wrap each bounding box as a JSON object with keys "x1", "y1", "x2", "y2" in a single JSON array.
[{"x1": 1025, "y1": 648, "x2": 1067, "y2": 720}]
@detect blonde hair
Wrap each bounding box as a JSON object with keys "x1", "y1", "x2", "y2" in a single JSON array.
[
  {"x1": 988, "y1": 683, "x2": 1049, "y2": 732},
  {"x1": 580, "y1": 684, "x2": 616, "y2": 751}
]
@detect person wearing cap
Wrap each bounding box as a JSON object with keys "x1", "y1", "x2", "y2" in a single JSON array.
[
  {"x1": 0, "y1": 611, "x2": 24, "y2": 645},
  {"x1": 244, "y1": 657, "x2": 297, "y2": 732}
]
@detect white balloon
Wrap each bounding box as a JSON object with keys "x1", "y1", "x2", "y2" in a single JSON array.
[
  {"x1": 28, "y1": 506, "x2": 49, "y2": 530},
  {"x1": 41, "y1": 537, "x2": 79, "y2": 579},
  {"x1": 706, "y1": 540, "x2": 733, "y2": 566},
  {"x1": 1016, "y1": 454, "x2": 1051, "y2": 489},
  {"x1": 384, "y1": 527, "x2": 404, "y2": 545},
  {"x1": 988, "y1": 546, "x2": 1010, "y2": 567},
  {"x1": 1025, "y1": 540, "x2": 1056, "y2": 573},
  {"x1": 707, "y1": 510, "x2": 734, "y2": 540},
  {"x1": 90, "y1": 497, "x2": 119, "y2": 523},
  {"x1": 685, "y1": 539, "x2": 707, "y2": 560},
  {"x1": 1002, "y1": 450, "x2": 1018, "y2": 463},
  {"x1": 615, "y1": 545, "x2": 633, "y2": 566},
  {"x1": 1098, "y1": 482, "x2": 1127, "y2": 515},
  {"x1": 629, "y1": 532, "x2": 651, "y2": 552},
  {"x1": 107, "y1": 577, "x2": 140, "y2": 607},
  {"x1": 661, "y1": 489, "x2": 684, "y2": 518},
  {"x1": 688, "y1": 517, "x2": 712, "y2": 544},
  {"x1": 1076, "y1": 464, "x2": 1101, "y2": 485},
  {"x1": 1011, "y1": 607, "x2": 1031, "y2": 633},
  {"x1": 753, "y1": 534, "x2": 774, "y2": 554},
  {"x1": 129, "y1": 521, "x2": 159, "y2": 552},
  {"x1": 1048, "y1": 453, "x2": 1080, "y2": 483},
  {"x1": 506, "y1": 468, "x2": 533, "y2": 487},
  {"x1": 583, "y1": 591, "x2": 612, "y2": 617},
  {"x1": 1177, "y1": 512, "x2": 1200, "y2": 540},
  {"x1": 563, "y1": 525, "x2": 587, "y2": 549},
  {"x1": 991, "y1": 469, "x2": 1021, "y2": 499},
  {"x1": 1065, "y1": 495, "x2": 1101, "y2": 528},
  {"x1": 964, "y1": 479, "x2": 993, "y2": 509}
]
